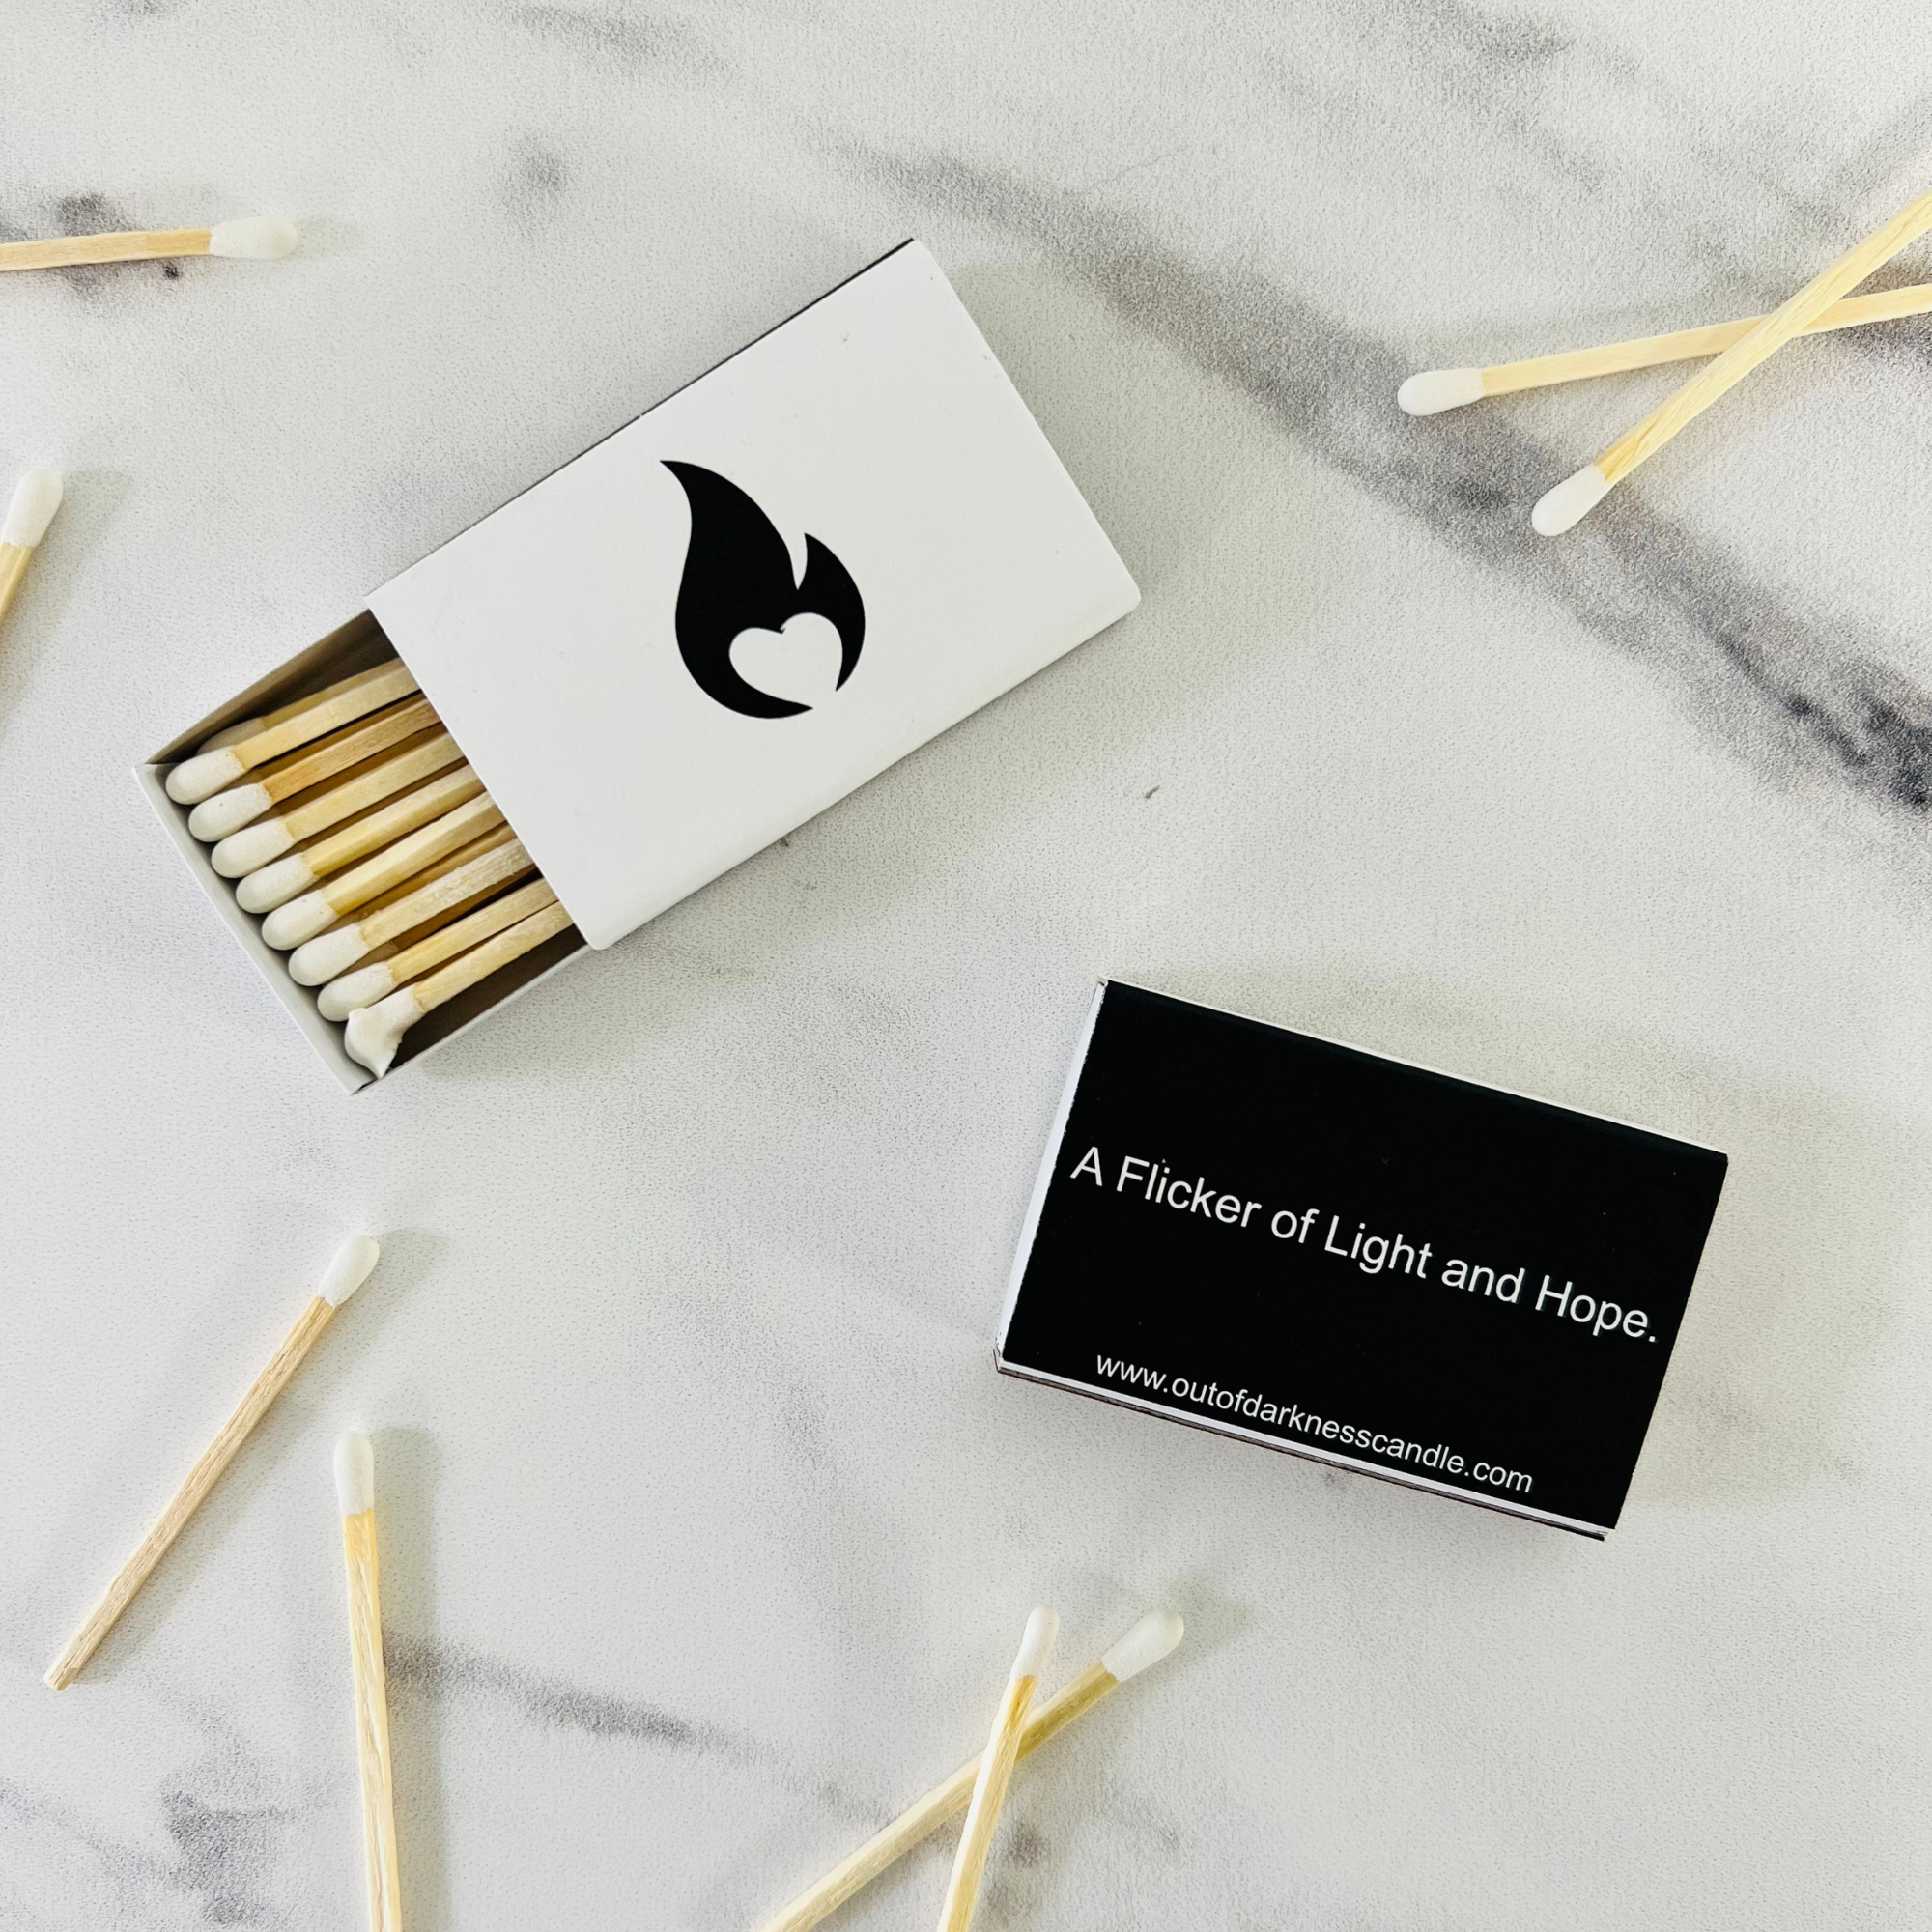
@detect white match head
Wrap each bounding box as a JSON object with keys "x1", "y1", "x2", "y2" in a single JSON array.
[
  {"x1": 208, "y1": 215, "x2": 298, "y2": 261},
  {"x1": 212, "y1": 819, "x2": 294, "y2": 879},
  {"x1": 345, "y1": 987, "x2": 424, "y2": 1077},
  {"x1": 2, "y1": 469, "x2": 62, "y2": 548},
  {"x1": 333, "y1": 1432, "x2": 375, "y2": 1515},
  {"x1": 166, "y1": 746, "x2": 245, "y2": 804},
  {"x1": 1100, "y1": 1608, "x2": 1184, "y2": 1683},
  {"x1": 187, "y1": 783, "x2": 272, "y2": 842},
  {"x1": 261, "y1": 890, "x2": 336, "y2": 950},
  {"x1": 1531, "y1": 462, "x2": 1612, "y2": 537},
  {"x1": 235, "y1": 853, "x2": 316, "y2": 913},
  {"x1": 1009, "y1": 1605, "x2": 1059, "y2": 1682},
  {"x1": 317, "y1": 960, "x2": 396, "y2": 1021},
  {"x1": 289, "y1": 924, "x2": 374, "y2": 987},
  {"x1": 1397, "y1": 366, "x2": 1484, "y2": 416},
  {"x1": 318, "y1": 1233, "x2": 381, "y2": 1305}
]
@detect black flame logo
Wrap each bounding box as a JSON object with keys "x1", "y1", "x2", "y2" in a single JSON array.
[{"x1": 664, "y1": 461, "x2": 866, "y2": 720}]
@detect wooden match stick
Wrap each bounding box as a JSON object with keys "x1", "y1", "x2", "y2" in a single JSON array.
[
  {"x1": 933, "y1": 1608, "x2": 1057, "y2": 1932},
  {"x1": 260, "y1": 793, "x2": 506, "y2": 950},
  {"x1": 188, "y1": 696, "x2": 442, "y2": 841},
  {"x1": 0, "y1": 470, "x2": 62, "y2": 631},
  {"x1": 1400, "y1": 279, "x2": 1932, "y2": 414},
  {"x1": 207, "y1": 728, "x2": 463, "y2": 875},
  {"x1": 287, "y1": 828, "x2": 530, "y2": 986},
  {"x1": 233, "y1": 764, "x2": 484, "y2": 911},
  {"x1": 318, "y1": 879, "x2": 560, "y2": 1021},
  {"x1": 1533, "y1": 185, "x2": 1932, "y2": 534},
  {"x1": 352, "y1": 823, "x2": 518, "y2": 911},
  {"x1": 755, "y1": 1610, "x2": 1182, "y2": 1932},
  {"x1": 0, "y1": 215, "x2": 296, "y2": 273},
  {"x1": 199, "y1": 716, "x2": 268, "y2": 753},
  {"x1": 345, "y1": 896, "x2": 576, "y2": 1076},
  {"x1": 44, "y1": 1236, "x2": 381, "y2": 1690},
  {"x1": 167, "y1": 659, "x2": 422, "y2": 804},
  {"x1": 196, "y1": 666, "x2": 414, "y2": 755},
  {"x1": 302, "y1": 835, "x2": 526, "y2": 1009},
  {"x1": 336, "y1": 1433, "x2": 403, "y2": 1932}
]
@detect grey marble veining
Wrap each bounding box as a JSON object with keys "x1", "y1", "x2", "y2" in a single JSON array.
[
  {"x1": 3, "y1": 1, "x2": 1929, "y2": 1926},
  {"x1": 867, "y1": 150, "x2": 1932, "y2": 820}
]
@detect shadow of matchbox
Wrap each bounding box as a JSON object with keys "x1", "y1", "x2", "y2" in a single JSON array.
[
  {"x1": 996, "y1": 983, "x2": 1728, "y2": 1536},
  {"x1": 139, "y1": 241, "x2": 1140, "y2": 1089}
]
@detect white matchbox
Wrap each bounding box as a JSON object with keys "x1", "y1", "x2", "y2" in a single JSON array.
[{"x1": 141, "y1": 241, "x2": 1141, "y2": 1090}]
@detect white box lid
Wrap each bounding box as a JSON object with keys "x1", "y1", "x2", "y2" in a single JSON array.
[{"x1": 368, "y1": 241, "x2": 1139, "y2": 951}]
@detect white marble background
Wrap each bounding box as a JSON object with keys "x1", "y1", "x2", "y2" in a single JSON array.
[{"x1": 4, "y1": 1, "x2": 1929, "y2": 1925}]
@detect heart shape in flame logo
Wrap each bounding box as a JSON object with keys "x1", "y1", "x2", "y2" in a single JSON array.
[
  {"x1": 728, "y1": 614, "x2": 847, "y2": 711},
  {"x1": 664, "y1": 461, "x2": 866, "y2": 719}
]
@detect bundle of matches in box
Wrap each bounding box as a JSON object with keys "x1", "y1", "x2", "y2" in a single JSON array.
[{"x1": 165, "y1": 655, "x2": 575, "y2": 1078}]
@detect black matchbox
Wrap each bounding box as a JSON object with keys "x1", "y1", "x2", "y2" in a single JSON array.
[{"x1": 995, "y1": 983, "x2": 1728, "y2": 1536}]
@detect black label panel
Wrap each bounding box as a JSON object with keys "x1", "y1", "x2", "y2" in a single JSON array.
[{"x1": 997, "y1": 983, "x2": 1727, "y2": 1535}]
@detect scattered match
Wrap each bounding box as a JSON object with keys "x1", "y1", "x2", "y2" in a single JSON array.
[
  {"x1": 1531, "y1": 185, "x2": 1932, "y2": 534},
  {"x1": 0, "y1": 214, "x2": 296, "y2": 274},
  {"x1": 336, "y1": 1432, "x2": 403, "y2": 1932},
  {"x1": 171, "y1": 649, "x2": 575, "y2": 1078},
  {"x1": 933, "y1": 1606, "x2": 1058, "y2": 1932},
  {"x1": 1398, "y1": 279, "x2": 1932, "y2": 415},
  {"x1": 44, "y1": 1235, "x2": 381, "y2": 1690},
  {"x1": 755, "y1": 1608, "x2": 1182, "y2": 1932},
  {"x1": 0, "y1": 469, "x2": 62, "y2": 632}
]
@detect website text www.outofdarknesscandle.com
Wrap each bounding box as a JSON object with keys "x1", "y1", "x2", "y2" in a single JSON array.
[{"x1": 1093, "y1": 1357, "x2": 1534, "y2": 1495}]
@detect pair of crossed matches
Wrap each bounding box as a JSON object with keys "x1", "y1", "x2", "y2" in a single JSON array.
[{"x1": 1399, "y1": 185, "x2": 1932, "y2": 536}]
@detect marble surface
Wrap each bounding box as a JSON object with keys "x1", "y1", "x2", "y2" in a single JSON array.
[{"x1": 4, "y1": 2, "x2": 1929, "y2": 1925}]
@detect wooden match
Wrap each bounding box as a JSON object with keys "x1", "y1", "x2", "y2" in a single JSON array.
[
  {"x1": 167, "y1": 659, "x2": 423, "y2": 804},
  {"x1": 188, "y1": 696, "x2": 440, "y2": 837},
  {"x1": 44, "y1": 1235, "x2": 381, "y2": 1690},
  {"x1": 755, "y1": 1609, "x2": 1182, "y2": 1932},
  {"x1": 259, "y1": 792, "x2": 506, "y2": 949},
  {"x1": 198, "y1": 715, "x2": 269, "y2": 753},
  {"x1": 286, "y1": 828, "x2": 528, "y2": 985},
  {"x1": 0, "y1": 215, "x2": 296, "y2": 274},
  {"x1": 232, "y1": 763, "x2": 484, "y2": 912},
  {"x1": 1532, "y1": 185, "x2": 1932, "y2": 534},
  {"x1": 344, "y1": 895, "x2": 576, "y2": 1076},
  {"x1": 318, "y1": 878, "x2": 559, "y2": 1020},
  {"x1": 0, "y1": 470, "x2": 62, "y2": 632},
  {"x1": 205, "y1": 726, "x2": 462, "y2": 873},
  {"x1": 335, "y1": 1433, "x2": 403, "y2": 1932},
  {"x1": 1400, "y1": 280, "x2": 1932, "y2": 414},
  {"x1": 195, "y1": 655, "x2": 433, "y2": 756},
  {"x1": 933, "y1": 1607, "x2": 1058, "y2": 1932}
]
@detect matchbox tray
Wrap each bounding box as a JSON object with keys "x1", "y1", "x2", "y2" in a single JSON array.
[{"x1": 141, "y1": 242, "x2": 1141, "y2": 1089}]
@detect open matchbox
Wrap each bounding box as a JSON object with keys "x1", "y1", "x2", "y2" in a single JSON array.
[{"x1": 141, "y1": 242, "x2": 1140, "y2": 1089}]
